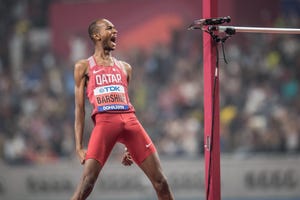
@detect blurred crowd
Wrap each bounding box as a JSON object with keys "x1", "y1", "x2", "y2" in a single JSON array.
[{"x1": 0, "y1": 0, "x2": 299, "y2": 165}]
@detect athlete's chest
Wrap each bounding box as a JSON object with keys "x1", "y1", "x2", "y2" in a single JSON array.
[{"x1": 90, "y1": 65, "x2": 125, "y2": 86}]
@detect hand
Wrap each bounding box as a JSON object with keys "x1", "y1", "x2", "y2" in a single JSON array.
[
  {"x1": 121, "y1": 151, "x2": 133, "y2": 166},
  {"x1": 76, "y1": 148, "x2": 86, "y2": 165}
]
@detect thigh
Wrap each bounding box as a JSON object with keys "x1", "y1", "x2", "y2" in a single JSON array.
[
  {"x1": 82, "y1": 159, "x2": 102, "y2": 181},
  {"x1": 86, "y1": 114, "x2": 121, "y2": 166},
  {"x1": 139, "y1": 152, "x2": 166, "y2": 183},
  {"x1": 120, "y1": 113, "x2": 156, "y2": 165}
]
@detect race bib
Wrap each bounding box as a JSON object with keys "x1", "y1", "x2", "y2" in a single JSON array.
[{"x1": 94, "y1": 85, "x2": 129, "y2": 112}]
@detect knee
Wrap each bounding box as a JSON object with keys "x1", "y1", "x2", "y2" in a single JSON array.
[
  {"x1": 74, "y1": 172, "x2": 98, "y2": 200},
  {"x1": 153, "y1": 176, "x2": 170, "y2": 193},
  {"x1": 82, "y1": 173, "x2": 97, "y2": 189}
]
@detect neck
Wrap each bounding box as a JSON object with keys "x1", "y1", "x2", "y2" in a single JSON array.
[
  {"x1": 93, "y1": 44, "x2": 114, "y2": 66},
  {"x1": 94, "y1": 44, "x2": 111, "y2": 60}
]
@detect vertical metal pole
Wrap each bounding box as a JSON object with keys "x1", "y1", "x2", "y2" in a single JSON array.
[{"x1": 203, "y1": 0, "x2": 221, "y2": 200}]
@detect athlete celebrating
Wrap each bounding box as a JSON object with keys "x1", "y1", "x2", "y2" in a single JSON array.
[{"x1": 71, "y1": 18, "x2": 174, "y2": 200}]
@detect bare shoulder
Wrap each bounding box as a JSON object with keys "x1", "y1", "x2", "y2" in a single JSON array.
[
  {"x1": 74, "y1": 59, "x2": 89, "y2": 74},
  {"x1": 120, "y1": 60, "x2": 132, "y2": 74},
  {"x1": 118, "y1": 60, "x2": 132, "y2": 82},
  {"x1": 74, "y1": 59, "x2": 89, "y2": 86}
]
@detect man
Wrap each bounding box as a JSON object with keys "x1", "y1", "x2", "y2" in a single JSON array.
[{"x1": 71, "y1": 18, "x2": 175, "y2": 200}]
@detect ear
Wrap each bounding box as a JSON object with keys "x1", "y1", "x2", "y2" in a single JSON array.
[{"x1": 93, "y1": 33, "x2": 101, "y2": 41}]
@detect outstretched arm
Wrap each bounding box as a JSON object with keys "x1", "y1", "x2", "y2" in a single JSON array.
[{"x1": 74, "y1": 60, "x2": 88, "y2": 164}]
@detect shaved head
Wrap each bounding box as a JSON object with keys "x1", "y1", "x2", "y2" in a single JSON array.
[{"x1": 88, "y1": 19, "x2": 105, "y2": 43}]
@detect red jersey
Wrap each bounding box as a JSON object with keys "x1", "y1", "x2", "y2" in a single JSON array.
[{"x1": 86, "y1": 56, "x2": 135, "y2": 117}]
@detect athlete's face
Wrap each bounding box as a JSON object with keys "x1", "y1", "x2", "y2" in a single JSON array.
[{"x1": 96, "y1": 19, "x2": 118, "y2": 51}]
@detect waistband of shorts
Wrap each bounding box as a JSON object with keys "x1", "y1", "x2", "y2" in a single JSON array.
[{"x1": 92, "y1": 112, "x2": 135, "y2": 123}]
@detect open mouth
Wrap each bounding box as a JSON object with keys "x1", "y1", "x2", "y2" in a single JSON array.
[{"x1": 111, "y1": 35, "x2": 117, "y2": 45}]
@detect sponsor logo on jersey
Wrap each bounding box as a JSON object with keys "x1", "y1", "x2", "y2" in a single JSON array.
[
  {"x1": 98, "y1": 104, "x2": 129, "y2": 111},
  {"x1": 94, "y1": 85, "x2": 125, "y2": 95}
]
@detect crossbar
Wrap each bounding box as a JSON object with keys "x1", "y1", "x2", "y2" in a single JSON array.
[{"x1": 218, "y1": 26, "x2": 300, "y2": 34}]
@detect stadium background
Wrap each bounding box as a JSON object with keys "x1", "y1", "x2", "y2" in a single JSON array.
[{"x1": 0, "y1": 0, "x2": 299, "y2": 200}]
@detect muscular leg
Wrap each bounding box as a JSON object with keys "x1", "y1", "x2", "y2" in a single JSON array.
[
  {"x1": 71, "y1": 159, "x2": 102, "y2": 200},
  {"x1": 139, "y1": 153, "x2": 174, "y2": 200}
]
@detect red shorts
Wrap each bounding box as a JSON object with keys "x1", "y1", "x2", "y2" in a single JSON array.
[{"x1": 85, "y1": 112, "x2": 156, "y2": 166}]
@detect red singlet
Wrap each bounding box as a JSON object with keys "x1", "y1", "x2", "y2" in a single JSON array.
[
  {"x1": 86, "y1": 56, "x2": 135, "y2": 117},
  {"x1": 85, "y1": 56, "x2": 156, "y2": 166}
]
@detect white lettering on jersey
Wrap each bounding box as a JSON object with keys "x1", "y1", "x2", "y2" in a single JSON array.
[{"x1": 95, "y1": 74, "x2": 122, "y2": 85}]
